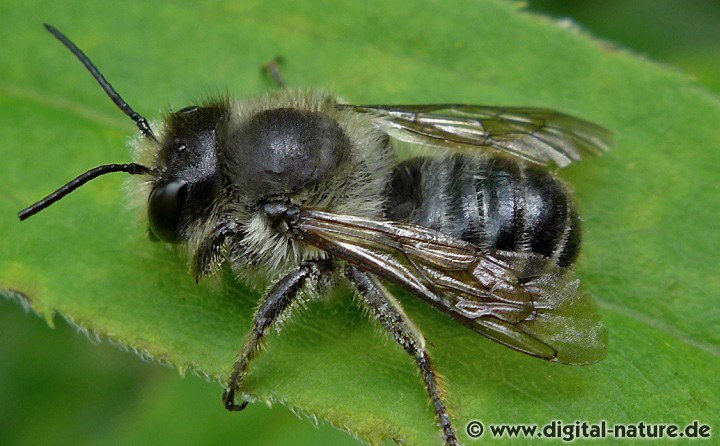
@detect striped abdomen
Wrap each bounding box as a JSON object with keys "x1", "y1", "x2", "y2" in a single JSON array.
[{"x1": 383, "y1": 154, "x2": 581, "y2": 267}]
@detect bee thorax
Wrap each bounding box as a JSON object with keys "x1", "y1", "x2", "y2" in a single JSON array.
[
  {"x1": 236, "y1": 209, "x2": 323, "y2": 274},
  {"x1": 222, "y1": 108, "x2": 351, "y2": 199}
]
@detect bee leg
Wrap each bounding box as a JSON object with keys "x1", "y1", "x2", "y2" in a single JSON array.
[
  {"x1": 261, "y1": 56, "x2": 286, "y2": 89},
  {"x1": 190, "y1": 220, "x2": 244, "y2": 282},
  {"x1": 223, "y1": 259, "x2": 330, "y2": 411},
  {"x1": 345, "y1": 266, "x2": 459, "y2": 446}
]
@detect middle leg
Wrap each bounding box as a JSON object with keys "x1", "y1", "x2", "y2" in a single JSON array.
[{"x1": 223, "y1": 259, "x2": 331, "y2": 411}]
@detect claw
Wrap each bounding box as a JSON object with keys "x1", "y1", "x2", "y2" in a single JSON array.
[{"x1": 222, "y1": 388, "x2": 249, "y2": 412}]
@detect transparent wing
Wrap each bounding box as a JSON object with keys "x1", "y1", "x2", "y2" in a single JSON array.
[
  {"x1": 340, "y1": 104, "x2": 613, "y2": 167},
  {"x1": 293, "y1": 208, "x2": 607, "y2": 364}
]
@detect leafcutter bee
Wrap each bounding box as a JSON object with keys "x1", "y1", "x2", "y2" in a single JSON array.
[{"x1": 20, "y1": 25, "x2": 611, "y2": 446}]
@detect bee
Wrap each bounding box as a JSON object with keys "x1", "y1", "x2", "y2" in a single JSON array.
[{"x1": 20, "y1": 25, "x2": 611, "y2": 446}]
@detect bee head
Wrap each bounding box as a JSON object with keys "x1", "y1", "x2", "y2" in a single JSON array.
[{"x1": 147, "y1": 104, "x2": 227, "y2": 242}]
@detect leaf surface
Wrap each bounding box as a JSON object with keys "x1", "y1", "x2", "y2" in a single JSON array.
[{"x1": 1, "y1": 1, "x2": 718, "y2": 444}]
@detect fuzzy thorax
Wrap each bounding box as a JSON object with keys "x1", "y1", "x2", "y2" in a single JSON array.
[{"x1": 224, "y1": 90, "x2": 396, "y2": 274}]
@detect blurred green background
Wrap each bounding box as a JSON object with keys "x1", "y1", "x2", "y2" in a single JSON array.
[{"x1": 1, "y1": 1, "x2": 718, "y2": 445}]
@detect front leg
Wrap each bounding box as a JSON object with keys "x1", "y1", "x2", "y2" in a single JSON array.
[
  {"x1": 190, "y1": 220, "x2": 244, "y2": 282},
  {"x1": 223, "y1": 260, "x2": 331, "y2": 411},
  {"x1": 345, "y1": 266, "x2": 460, "y2": 446}
]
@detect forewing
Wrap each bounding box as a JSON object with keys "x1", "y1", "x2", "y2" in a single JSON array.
[
  {"x1": 340, "y1": 104, "x2": 612, "y2": 167},
  {"x1": 294, "y1": 209, "x2": 607, "y2": 364}
]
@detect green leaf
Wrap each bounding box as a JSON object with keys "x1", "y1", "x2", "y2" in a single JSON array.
[{"x1": 2, "y1": 1, "x2": 718, "y2": 444}]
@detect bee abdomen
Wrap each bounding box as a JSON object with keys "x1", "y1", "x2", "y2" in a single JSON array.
[{"x1": 384, "y1": 155, "x2": 581, "y2": 267}]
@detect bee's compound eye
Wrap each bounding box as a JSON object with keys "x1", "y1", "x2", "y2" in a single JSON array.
[{"x1": 147, "y1": 180, "x2": 188, "y2": 242}]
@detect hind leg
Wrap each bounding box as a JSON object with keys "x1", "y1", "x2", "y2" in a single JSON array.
[{"x1": 345, "y1": 266, "x2": 459, "y2": 446}]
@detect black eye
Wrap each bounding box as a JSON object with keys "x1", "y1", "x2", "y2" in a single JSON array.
[{"x1": 147, "y1": 180, "x2": 188, "y2": 242}]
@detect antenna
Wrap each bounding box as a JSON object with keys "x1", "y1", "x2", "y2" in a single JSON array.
[
  {"x1": 18, "y1": 163, "x2": 155, "y2": 221},
  {"x1": 17, "y1": 26, "x2": 161, "y2": 221},
  {"x1": 44, "y1": 24, "x2": 158, "y2": 141}
]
